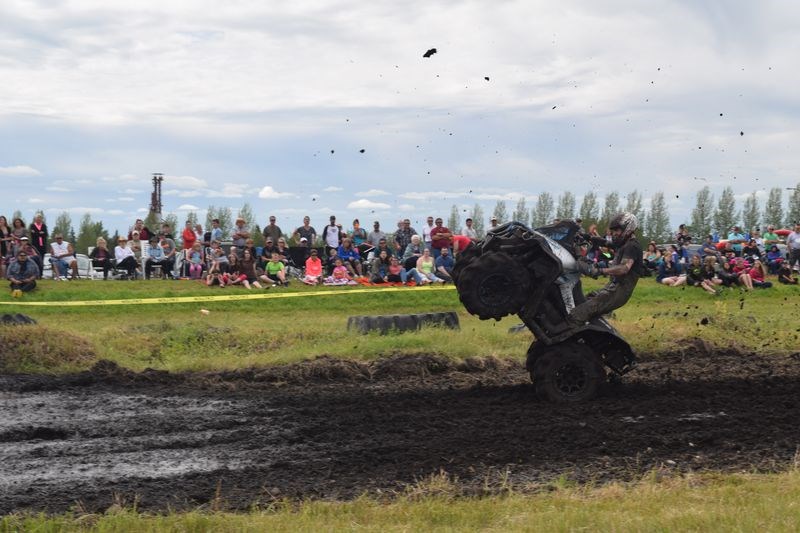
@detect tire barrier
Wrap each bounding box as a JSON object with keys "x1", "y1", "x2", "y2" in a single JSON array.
[
  {"x1": 347, "y1": 311, "x2": 460, "y2": 335},
  {"x1": 0, "y1": 313, "x2": 37, "y2": 326}
]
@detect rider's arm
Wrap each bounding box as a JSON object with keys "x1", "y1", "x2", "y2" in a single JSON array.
[{"x1": 600, "y1": 258, "x2": 634, "y2": 277}]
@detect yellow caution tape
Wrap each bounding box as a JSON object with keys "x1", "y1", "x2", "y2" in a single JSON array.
[{"x1": 0, "y1": 285, "x2": 455, "y2": 307}]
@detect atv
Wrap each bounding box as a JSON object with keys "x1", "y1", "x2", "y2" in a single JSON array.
[{"x1": 452, "y1": 220, "x2": 636, "y2": 402}]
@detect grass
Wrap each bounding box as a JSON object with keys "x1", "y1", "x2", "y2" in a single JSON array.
[
  {"x1": 1, "y1": 277, "x2": 798, "y2": 373},
  {"x1": 4, "y1": 469, "x2": 800, "y2": 531}
]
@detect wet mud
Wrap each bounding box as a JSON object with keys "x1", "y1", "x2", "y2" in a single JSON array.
[{"x1": 2, "y1": 349, "x2": 800, "y2": 513}]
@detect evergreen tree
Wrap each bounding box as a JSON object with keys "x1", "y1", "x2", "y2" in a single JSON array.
[
  {"x1": 555, "y1": 192, "x2": 576, "y2": 220},
  {"x1": 204, "y1": 205, "x2": 217, "y2": 231},
  {"x1": 76, "y1": 214, "x2": 96, "y2": 254},
  {"x1": 600, "y1": 191, "x2": 620, "y2": 231},
  {"x1": 713, "y1": 186, "x2": 739, "y2": 234},
  {"x1": 741, "y1": 191, "x2": 760, "y2": 232},
  {"x1": 492, "y1": 200, "x2": 508, "y2": 224},
  {"x1": 468, "y1": 203, "x2": 485, "y2": 238},
  {"x1": 787, "y1": 184, "x2": 800, "y2": 227},
  {"x1": 690, "y1": 186, "x2": 714, "y2": 238},
  {"x1": 163, "y1": 213, "x2": 179, "y2": 237},
  {"x1": 578, "y1": 191, "x2": 600, "y2": 227},
  {"x1": 238, "y1": 203, "x2": 256, "y2": 230},
  {"x1": 512, "y1": 197, "x2": 529, "y2": 226},
  {"x1": 51, "y1": 211, "x2": 73, "y2": 240},
  {"x1": 216, "y1": 207, "x2": 233, "y2": 240},
  {"x1": 644, "y1": 192, "x2": 671, "y2": 243},
  {"x1": 763, "y1": 187, "x2": 784, "y2": 228},
  {"x1": 143, "y1": 210, "x2": 160, "y2": 233},
  {"x1": 532, "y1": 192, "x2": 554, "y2": 227},
  {"x1": 252, "y1": 224, "x2": 265, "y2": 247},
  {"x1": 186, "y1": 211, "x2": 198, "y2": 226},
  {"x1": 447, "y1": 204, "x2": 461, "y2": 234},
  {"x1": 624, "y1": 190, "x2": 645, "y2": 224}
]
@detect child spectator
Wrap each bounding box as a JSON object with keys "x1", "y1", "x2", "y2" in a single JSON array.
[
  {"x1": 265, "y1": 251, "x2": 289, "y2": 286},
  {"x1": 303, "y1": 248, "x2": 323, "y2": 285},
  {"x1": 748, "y1": 259, "x2": 772, "y2": 288},
  {"x1": 324, "y1": 258, "x2": 355, "y2": 285},
  {"x1": 686, "y1": 255, "x2": 718, "y2": 294},
  {"x1": 732, "y1": 257, "x2": 754, "y2": 290},
  {"x1": 337, "y1": 238, "x2": 363, "y2": 277},
  {"x1": 778, "y1": 263, "x2": 798, "y2": 284},
  {"x1": 187, "y1": 242, "x2": 204, "y2": 280},
  {"x1": 239, "y1": 249, "x2": 266, "y2": 289}
]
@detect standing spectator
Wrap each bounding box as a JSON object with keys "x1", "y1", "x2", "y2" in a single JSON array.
[
  {"x1": 675, "y1": 224, "x2": 692, "y2": 246},
  {"x1": 394, "y1": 218, "x2": 417, "y2": 257},
  {"x1": 128, "y1": 219, "x2": 152, "y2": 241},
  {"x1": 350, "y1": 219, "x2": 367, "y2": 247},
  {"x1": 727, "y1": 226, "x2": 746, "y2": 256},
  {"x1": 293, "y1": 216, "x2": 317, "y2": 249},
  {"x1": 461, "y1": 218, "x2": 478, "y2": 241},
  {"x1": 209, "y1": 218, "x2": 224, "y2": 243},
  {"x1": 159, "y1": 222, "x2": 174, "y2": 239},
  {"x1": 49, "y1": 233, "x2": 78, "y2": 280},
  {"x1": 193, "y1": 223, "x2": 204, "y2": 244},
  {"x1": 422, "y1": 216, "x2": 434, "y2": 249},
  {"x1": 8, "y1": 249, "x2": 39, "y2": 296},
  {"x1": 0, "y1": 215, "x2": 11, "y2": 279},
  {"x1": 787, "y1": 222, "x2": 800, "y2": 272},
  {"x1": 762, "y1": 225, "x2": 783, "y2": 245},
  {"x1": 489, "y1": 216, "x2": 499, "y2": 230},
  {"x1": 29, "y1": 213, "x2": 48, "y2": 260},
  {"x1": 366, "y1": 221, "x2": 385, "y2": 247},
  {"x1": 262, "y1": 215, "x2": 282, "y2": 243},
  {"x1": 89, "y1": 237, "x2": 113, "y2": 280},
  {"x1": 322, "y1": 215, "x2": 343, "y2": 256},
  {"x1": 231, "y1": 217, "x2": 250, "y2": 251},
  {"x1": 429, "y1": 217, "x2": 453, "y2": 259},
  {"x1": 114, "y1": 236, "x2": 138, "y2": 279}
]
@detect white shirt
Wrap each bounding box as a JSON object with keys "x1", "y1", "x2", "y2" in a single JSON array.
[
  {"x1": 324, "y1": 224, "x2": 340, "y2": 248},
  {"x1": 115, "y1": 245, "x2": 135, "y2": 262},
  {"x1": 50, "y1": 240, "x2": 71, "y2": 258},
  {"x1": 461, "y1": 226, "x2": 478, "y2": 239},
  {"x1": 422, "y1": 223, "x2": 434, "y2": 243},
  {"x1": 787, "y1": 231, "x2": 800, "y2": 250}
]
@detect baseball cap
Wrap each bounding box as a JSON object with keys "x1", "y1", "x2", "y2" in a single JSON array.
[
  {"x1": 20, "y1": 236, "x2": 29, "y2": 240},
  {"x1": 300, "y1": 237, "x2": 308, "y2": 242}
]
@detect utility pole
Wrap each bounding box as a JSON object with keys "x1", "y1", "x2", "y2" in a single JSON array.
[{"x1": 149, "y1": 173, "x2": 164, "y2": 217}]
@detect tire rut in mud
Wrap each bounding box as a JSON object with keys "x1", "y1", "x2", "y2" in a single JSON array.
[{"x1": 1, "y1": 350, "x2": 800, "y2": 513}]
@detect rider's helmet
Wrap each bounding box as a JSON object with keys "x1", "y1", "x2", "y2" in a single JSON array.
[{"x1": 608, "y1": 212, "x2": 638, "y2": 247}]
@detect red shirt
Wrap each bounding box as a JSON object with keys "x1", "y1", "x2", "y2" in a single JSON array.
[
  {"x1": 182, "y1": 228, "x2": 196, "y2": 250},
  {"x1": 430, "y1": 226, "x2": 452, "y2": 249}
]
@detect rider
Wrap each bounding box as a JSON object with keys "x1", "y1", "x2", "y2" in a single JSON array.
[{"x1": 568, "y1": 212, "x2": 642, "y2": 327}]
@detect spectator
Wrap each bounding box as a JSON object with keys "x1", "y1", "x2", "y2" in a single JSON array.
[
  {"x1": 262, "y1": 215, "x2": 282, "y2": 244},
  {"x1": 0, "y1": 215, "x2": 11, "y2": 279},
  {"x1": 421, "y1": 216, "x2": 434, "y2": 249},
  {"x1": 209, "y1": 218, "x2": 223, "y2": 243},
  {"x1": 338, "y1": 238, "x2": 362, "y2": 277},
  {"x1": 264, "y1": 251, "x2": 289, "y2": 286},
  {"x1": 732, "y1": 257, "x2": 755, "y2": 291},
  {"x1": 226, "y1": 252, "x2": 248, "y2": 288},
  {"x1": 461, "y1": 217, "x2": 478, "y2": 241},
  {"x1": 11, "y1": 217, "x2": 27, "y2": 240},
  {"x1": 787, "y1": 222, "x2": 800, "y2": 272},
  {"x1": 416, "y1": 248, "x2": 445, "y2": 284},
  {"x1": 748, "y1": 259, "x2": 772, "y2": 288},
  {"x1": 13, "y1": 236, "x2": 43, "y2": 276},
  {"x1": 716, "y1": 260, "x2": 740, "y2": 288},
  {"x1": 429, "y1": 217, "x2": 453, "y2": 259},
  {"x1": 8, "y1": 249, "x2": 39, "y2": 296},
  {"x1": 675, "y1": 224, "x2": 692, "y2": 246},
  {"x1": 146, "y1": 238, "x2": 176, "y2": 279},
  {"x1": 239, "y1": 248, "x2": 266, "y2": 289},
  {"x1": 260, "y1": 238, "x2": 276, "y2": 268},
  {"x1": 657, "y1": 253, "x2": 684, "y2": 286},
  {"x1": 402, "y1": 234, "x2": 425, "y2": 270},
  {"x1": 452, "y1": 234, "x2": 472, "y2": 257},
  {"x1": 303, "y1": 248, "x2": 323, "y2": 285},
  {"x1": 293, "y1": 216, "x2": 317, "y2": 249},
  {"x1": 435, "y1": 246, "x2": 454, "y2": 282},
  {"x1": 114, "y1": 236, "x2": 138, "y2": 279},
  {"x1": 778, "y1": 262, "x2": 798, "y2": 284},
  {"x1": 243, "y1": 238, "x2": 257, "y2": 261},
  {"x1": 373, "y1": 237, "x2": 394, "y2": 259},
  {"x1": 741, "y1": 238, "x2": 761, "y2": 261},
  {"x1": 766, "y1": 245, "x2": 784, "y2": 274},
  {"x1": 276, "y1": 237, "x2": 293, "y2": 266},
  {"x1": 128, "y1": 219, "x2": 152, "y2": 241},
  {"x1": 231, "y1": 218, "x2": 250, "y2": 251},
  {"x1": 324, "y1": 257, "x2": 354, "y2": 285},
  {"x1": 186, "y1": 242, "x2": 205, "y2": 280},
  {"x1": 366, "y1": 221, "x2": 385, "y2": 247},
  {"x1": 642, "y1": 241, "x2": 662, "y2": 274},
  {"x1": 325, "y1": 247, "x2": 341, "y2": 276},
  {"x1": 394, "y1": 218, "x2": 418, "y2": 257},
  {"x1": 159, "y1": 232, "x2": 178, "y2": 278},
  {"x1": 159, "y1": 222, "x2": 174, "y2": 239},
  {"x1": 194, "y1": 223, "x2": 204, "y2": 244},
  {"x1": 370, "y1": 250, "x2": 391, "y2": 283},
  {"x1": 49, "y1": 233, "x2": 78, "y2": 281},
  {"x1": 686, "y1": 255, "x2": 717, "y2": 294},
  {"x1": 727, "y1": 226, "x2": 746, "y2": 256},
  {"x1": 489, "y1": 216, "x2": 499, "y2": 230},
  {"x1": 89, "y1": 237, "x2": 114, "y2": 280},
  {"x1": 322, "y1": 215, "x2": 343, "y2": 256},
  {"x1": 698, "y1": 235, "x2": 720, "y2": 261},
  {"x1": 29, "y1": 213, "x2": 48, "y2": 260},
  {"x1": 129, "y1": 231, "x2": 145, "y2": 269},
  {"x1": 350, "y1": 219, "x2": 367, "y2": 247},
  {"x1": 762, "y1": 225, "x2": 782, "y2": 246}
]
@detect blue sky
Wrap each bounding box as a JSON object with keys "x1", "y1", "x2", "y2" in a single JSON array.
[{"x1": 1, "y1": 0, "x2": 799, "y2": 235}]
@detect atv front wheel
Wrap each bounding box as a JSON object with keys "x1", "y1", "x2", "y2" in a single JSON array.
[
  {"x1": 532, "y1": 342, "x2": 605, "y2": 402},
  {"x1": 455, "y1": 252, "x2": 531, "y2": 320}
]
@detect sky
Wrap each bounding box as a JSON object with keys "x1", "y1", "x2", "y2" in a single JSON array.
[{"x1": 1, "y1": 0, "x2": 799, "y2": 236}]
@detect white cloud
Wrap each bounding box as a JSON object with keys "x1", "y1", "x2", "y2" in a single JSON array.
[
  {"x1": 164, "y1": 189, "x2": 202, "y2": 198},
  {"x1": 347, "y1": 199, "x2": 391, "y2": 210},
  {"x1": 29, "y1": 198, "x2": 43, "y2": 203},
  {"x1": 356, "y1": 189, "x2": 389, "y2": 197},
  {"x1": 166, "y1": 175, "x2": 208, "y2": 189},
  {"x1": 177, "y1": 204, "x2": 200, "y2": 211},
  {"x1": 102, "y1": 173, "x2": 139, "y2": 183},
  {"x1": 46, "y1": 186, "x2": 71, "y2": 192},
  {"x1": 208, "y1": 183, "x2": 248, "y2": 198},
  {"x1": 117, "y1": 197, "x2": 135, "y2": 202},
  {"x1": 136, "y1": 207, "x2": 149, "y2": 213},
  {"x1": 124, "y1": 188, "x2": 142, "y2": 194},
  {"x1": 258, "y1": 185, "x2": 295, "y2": 199},
  {"x1": 0, "y1": 165, "x2": 41, "y2": 177},
  {"x1": 323, "y1": 186, "x2": 343, "y2": 192},
  {"x1": 107, "y1": 209, "x2": 126, "y2": 215},
  {"x1": 398, "y1": 204, "x2": 416, "y2": 211}
]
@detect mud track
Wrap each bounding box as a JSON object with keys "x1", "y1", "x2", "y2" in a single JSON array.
[{"x1": 2, "y1": 347, "x2": 800, "y2": 514}]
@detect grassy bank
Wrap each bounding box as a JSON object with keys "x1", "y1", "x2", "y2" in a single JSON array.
[
  {"x1": 0, "y1": 277, "x2": 798, "y2": 373},
  {"x1": 4, "y1": 469, "x2": 800, "y2": 531}
]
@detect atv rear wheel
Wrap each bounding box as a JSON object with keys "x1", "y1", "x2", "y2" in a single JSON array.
[
  {"x1": 532, "y1": 342, "x2": 605, "y2": 402},
  {"x1": 455, "y1": 252, "x2": 531, "y2": 320}
]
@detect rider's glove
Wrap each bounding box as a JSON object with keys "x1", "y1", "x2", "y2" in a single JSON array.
[{"x1": 577, "y1": 258, "x2": 601, "y2": 279}]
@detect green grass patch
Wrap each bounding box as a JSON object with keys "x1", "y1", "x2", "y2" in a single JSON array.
[
  {"x1": 0, "y1": 278, "x2": 798, "y2": 374},
  {"x1": 4, "y1": 469, "x2": 800, "y2": 531}
]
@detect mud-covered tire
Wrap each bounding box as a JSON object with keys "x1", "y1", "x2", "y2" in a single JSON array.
[
  {"x1": 0, "y1": 313, "x2": 37, "y2": 326},
  {"x1": 532, "y1": 342, "x2": 605, "y2": 403},
  {"x1": 450, "y1": 242, "x2": 482, "y2": 284},
  {"x1": 347, "y1": 312, "x2": 459, "y2": 335},
  {"x1": 455, "y1": 252, "x2": 530, "y2": 320}
]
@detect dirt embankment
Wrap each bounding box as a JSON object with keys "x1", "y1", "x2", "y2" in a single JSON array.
[{"x1": 2, "y1": 349, "x2": 800, "y2": 514}]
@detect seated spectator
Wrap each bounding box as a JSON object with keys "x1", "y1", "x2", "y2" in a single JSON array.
[
  {"x1": 778, "y1": 262, "x2": 798, "y2": 284},
  {"x1": 243, "y1": 238, "x2": 258, "y2": 262},
  {"x1": 741, "y1": 239, "x2": 761, "y2": 261},
  {"x1": 303, "y1": 248, "x2": 323, "y2": 285},
  {"x1": 675, "y1": 224, "x2": 692, "y2": 246},
  {"x1": 326, "y1": 247, "x2": 341, "y2": 276},
  {"x1": 12, "y1": 237, "x2": 43, "y2": 277},
  {"x1": 337, "y1": 238, "x2": 362, "y2": 277},
  {"x1": 260, "y1": 238, "x2": 276, "y2": 267},
  {"x1": 748, "y1": 259, "x2": 772, "y2": 288},
  {"x1": 731, "y1": 257, "x2": 754, "y2": 291},
  {"x1": 370, "y1": 250, "x2": 391, "y2": 283},
  {"x1": 766, "y1": 245, "x2": 783, "y2": 274},
  {"x1": 226, "y1": 252, "x2": 249, "y2": 288},
  {"x1": 699, "y1": 235, "x2": 720, "y2": 261},
  {"x1": 350, "y1": 219, "x2": 367, "y2": 248},
  {"x1": 657, "y1": 254, "x2": 685, "y2": 286},
  {"x1": 145, "y1": 238, "x2": 175, "y2": 280},
  {"x1": 435, "y1": 246, "x2": 454, "y2": 282},
  {"x1": 402, "y1": 234, "x2": 425, "y2": 270},
  {"x1": 114, "y1": 236, "x2": 138, "y2": 279},
  {"x1": 264, "y1": 251, "x2": 289, "y2": 286},
  {"x1": 686, "y1": 255, "x2": 718, "y2": 294},
  {"x1": 385, "y1": 256, "x2": 424, "y2": 285},
  {"x1": 374, "y1": 237, "x2": 394, "y2": 258},
  {"x1": 716, "y1": 260, "x2": 740, "y2": 288},
  {"x1": 205, "y1": 250, "x2": 229, "y2": 287},
  {"x1": 642, "y1": 241, "x2": 662, "y2": 274},
  {"x1": 275, "y1": 237, "x2": 292, "y2": 265},
  {"x1": 324, "y1": 257, "x2": 355, "y2": 285},
  {"x1": 238, "y1": 248, "x2": 266, "y2": 289},
  {"x1": 89, "y1": 237, "x2": 114, "y2": 280},
  {"x1": 416, "y1": 248, "x2": 445, "y2": 284},
  {"x1": 186, "y1": 242, "x2": 205, "y2": 280},
  {"x1": 8, "y1": 249, "x2": 39, "y2": 295},
  {"x1": 49, "y1": 233, "x2": 79, "y2": 280}
]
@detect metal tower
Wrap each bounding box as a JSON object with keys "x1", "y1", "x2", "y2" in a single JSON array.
[{"x1": 149, "y1": 173, "x2": 164, "y2": 216}]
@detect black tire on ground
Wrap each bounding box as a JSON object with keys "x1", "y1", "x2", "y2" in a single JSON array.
[
  {"x1": 0, "y1": 313, "x2": 37, "y2": 326},
  {"x1": 531, "y1": 341, "x2": 605, "y2": 403},
  {"x1": 455, "y1": 252, "x2": 530, "y2": 320},
  {"x1": 347, "y1": 312, "x2": 459, "y2": 335}
]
